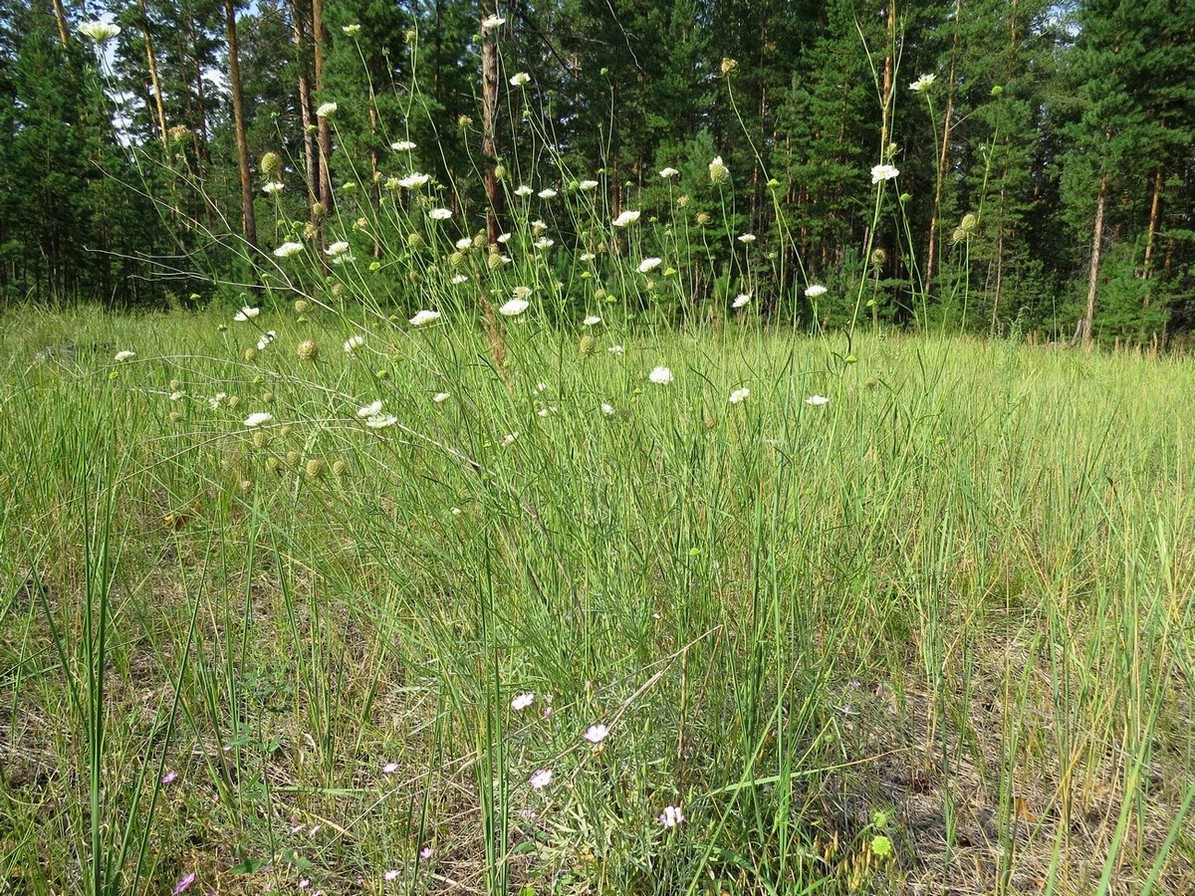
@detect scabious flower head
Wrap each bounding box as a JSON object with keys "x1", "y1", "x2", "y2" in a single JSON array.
[
  {"x1": 342, "y1": 23, "x2": 361, "y2": 36},
  {"x1": 344, "y1": 335, "x2": 365, "y2": 353},
  {"x1": 534, "y1": 237, "x2": 555, "y2": 250},
  {"x1": 658, "y1": 805, "x2": 685, "y2": 828},
  {"x1": 451, "y1": 274, "x2": 468, "y2": 284},
  {"x1": 612, "y1": 210, "x2": 641, "y2": 227},
  {"x1": 804, "y1": 284, "x2": 828, "y2": 298},
  {"x1": 428, "y1": 207, "x2": 453, "y2": 220},
  {"x1": 432, "y1": 392, "x2": 450, "y2": 403},
  {"x1": 871, "y1": 164, "x2": 900, "y2": 184},
  {"x1": 273, "y1": 242, "x2": 304, "y2": 258},
  {"x1": 649, "y1": 366, "x2": 674, "y2": 385},
  {"x1": 499, "y1": 298, "x2": 530, "y2": 317},
  {"x1": 659, "y1": 167, "x2": 680, "y2": 178},
  {"x1": 262, "y1": 181, "x2": 284, "y2": 194},
  {"x1": 513, "y1": 185, "x2": 533, "y2": 197},
  {"x1": 529, "y1": 768, "x2": 552, "y2": 790},
  {"x1": 805, "y1": 394, "x2": 830, "y2": 406},
  {"x1": 608, "y1": 344, "x2": 624, "y2": 356},
  {"x1": 244, "y1": 412, "x2": 273, "y2": 428},
  {"x1": 732, "y1": 293, "x2": 751, "y2": 308},
  {"x1": 637, "y1": 257, "x2": 663, "y2": 274},
  {"x1": 582, "y1": 315, "x2": 601, "y2": 326},
  {"x1": 409, "y1": 309, "x2": 442, "y2": 327},
  {"x1": 235, "y1": 305, "x2": 260, "y2": 321},
  {"x1": 316, "y1": 102, "x2": 337, "y2": 118},
  {"x1": 910, "y1": 73, "x2": 936, "y2": 93},
  {"x1": 737, "y1": 233, "x2": 756, "y2": 243},
  {"x1": 482, "y1": 14, "x2": 506, "y2": 28},
  {"x1": 510, "y1": 72, "x2": 531, "y2": 86},
  {"x1": 78, "y1": 21, "x2": 121, "y2": 41},
  {"x1": 583, "y1": 723, "x2": 609, "y2": 744},
  {"x1": 391, "y1": 140, "x2": 417, "y2": 151},
  {"x1": 729, "y1": 387, "x2": 750, "y2": 404},
  {"x1": 114, "y1": 350, "x2": 136, "y2": 362},
  {"x1": 326, "y1": 240, "x2": 350, "y2": 257},
  {"x1": 537, "y1": 188, "x2": 557, "y2": 199},
  {"x1": 366, "y1": 414, "x2": 398, "y2": 429},
  {"x1": 601, "y1": 402, "x2": 615, "y2": 416},
  {"x1": 511, "y1": 693, "x2": 534, "y2": 711},
  {"x1": 709, "y1": 155, "x2": 729, "y2": 185},
  {"x1": 398, "y1": 172, "x2": 430, "y2": 189},
  {"x1": 578, "y1": 179, "x2": 599, "y2": 191}
]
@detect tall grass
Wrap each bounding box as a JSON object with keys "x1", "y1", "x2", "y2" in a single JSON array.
[{"x1": 2, "y1": 311, "x2": 1194, "y2": 894}]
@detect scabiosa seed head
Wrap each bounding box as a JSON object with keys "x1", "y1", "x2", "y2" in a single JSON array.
[
  {"x1": 305, "y1": 458, "x2": 325, "y2": 479},
  {"x1": 296, "y1": 339, "x2": 319, "y2": 362},
  {"x1": 285, "y1": 450, "x2": 301, "y2": 467},
  {"x1": 332, "y1": 459, "x2": 348, "y2": 477},
  {"x1": 252, "y1": 430, "x2": 270, "y2": 449},
  {"x1": 260, "y1": 151, "x2": 282, "y2": 176}
]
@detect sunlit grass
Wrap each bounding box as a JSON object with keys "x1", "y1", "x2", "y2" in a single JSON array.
[{"x1": 2, "y1": 307, "x2": 1193, "y2": 894}]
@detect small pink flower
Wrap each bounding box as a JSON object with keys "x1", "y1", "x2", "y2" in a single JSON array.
[
  {"x1": 419, "y1": 845, "x2": 434, "y2": 860},
  {"x1": 529, "y1": 768, "x2": 553, "y2": 790},
  {"x1": 384, "y1": 869, "x2": 400, "y2": 882},
  {"x1": 583, "y1": 723, "x2": 609, "y2": 744},
  {"x1": 173, "y1": 872, "x2": 196, "y2": 895},
  {"x1": 160, "y1": 769, "x2": 178, "y2": 785},
  {"x1": 658, "y1": 805, "x2": 685, "y2": 828},
  {"x1": 510, "y1": 692, "x2": 534, "y2": 711},
  {"x1": 382, "y1": 762, "x2": 399, "y2": 774}
]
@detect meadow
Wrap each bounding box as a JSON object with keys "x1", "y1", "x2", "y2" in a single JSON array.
[{"x1": 2, "y1": 306, "x2": 1194, "y2": 895}]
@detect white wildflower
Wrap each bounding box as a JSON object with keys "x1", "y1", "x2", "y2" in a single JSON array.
[
  {"x1": 612, "y1": 210, "x2": 641, "y2": 227},
  {"x1": 649, "y1": 366, "x2": 674, "y2": 385},
  {"x1": 637, "y1": 257, "x2": 663, "y2": 274},
  {"x1": 409, "y1": 309, "x2": 442, "y2": 327},
  {"x1": 244, "y1": 412, "x2": 273, "y2": 428}
]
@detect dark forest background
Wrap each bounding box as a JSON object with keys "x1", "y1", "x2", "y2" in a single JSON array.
[{"x1": 2, "y1": 0, "x2": 1194, "y2": 345}]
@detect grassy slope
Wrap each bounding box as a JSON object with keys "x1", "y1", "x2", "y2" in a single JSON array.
[{"x1": 1, "y1": 307, "x2": 1193, "y2": 895}]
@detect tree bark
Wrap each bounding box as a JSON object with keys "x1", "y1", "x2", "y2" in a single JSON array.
[
  {"x1": 225, "y1": 0, "x2": 259, "y2": 282},
  {"x1": 1082, "y1": 171, "x2": 1108, "y2": 345},
  {"x1": 137, "y1": 0, "x2": 170, "y2": 154},
  {"x1": 288, "y1": 0, "x2": 319, "y2": 211},
  {"x1": 1142, "y1": 165, "x2": 1164, "y2": 289},
  {"x1": 311, "y1": 0, "x2": 332, "y2": 216},
  {"x1": 49, "y1": 0, "x2": 70, "y2": 48}
]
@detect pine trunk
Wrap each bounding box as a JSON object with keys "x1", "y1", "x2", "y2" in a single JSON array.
[
  {"x1": 311, "y1": 0, "x2": 332, "y2": 217},
  {"x1": 1142, "y1": 165, "x2": 1164, "y2": 289},
  {"x1": 49, "y1": 0, "x2": 70, "y2": 47},
  {"x1": 225, "y1": 0, "x2": 259, "y2": 278},
  {"x1": 289, "y1": 0, "x2": 319, "y2": 210},
  {"x1": 138, "y1": 0, "x2": 170, "y2": 153},
  {"x1": 1082, "y1": 172, "x2": 1108, "y2": 345}
]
